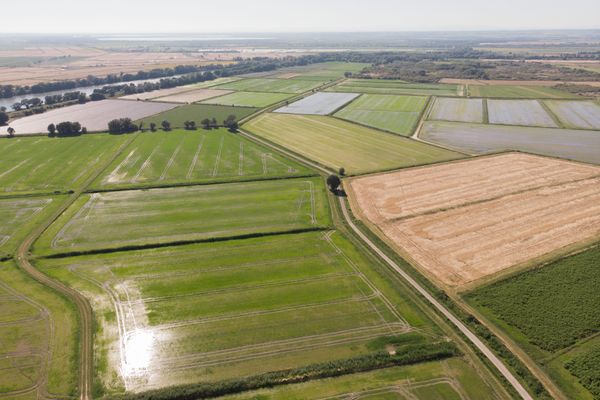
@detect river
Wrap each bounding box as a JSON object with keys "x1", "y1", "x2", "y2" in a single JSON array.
[{"x1": 0, "y1": 75, "x2": 181, "y2": 110}]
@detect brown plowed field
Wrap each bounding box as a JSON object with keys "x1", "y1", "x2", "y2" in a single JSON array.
[{"x1": 349, "y1": 153, "x2": 600, "y2": 287}]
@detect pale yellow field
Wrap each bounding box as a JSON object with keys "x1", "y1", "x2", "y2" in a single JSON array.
[{"x1": 349, "y1": 153, "x2": 600, "y2": 287}]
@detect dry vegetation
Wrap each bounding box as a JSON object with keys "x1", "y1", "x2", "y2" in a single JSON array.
[{"x1": 349, "y1": 153, "x2": 600, "y2": 287}]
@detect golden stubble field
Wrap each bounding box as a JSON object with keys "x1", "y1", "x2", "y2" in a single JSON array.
[{"x1": 348, "y1": 153, "x2": 600, "y2": 288}]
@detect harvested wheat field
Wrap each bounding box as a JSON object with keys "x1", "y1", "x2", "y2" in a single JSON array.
[{"x1": 349, "y1": 153, "x2": 600, "y2": 287}]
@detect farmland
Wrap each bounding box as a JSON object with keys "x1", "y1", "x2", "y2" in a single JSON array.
[
  {"x1": 94, "y1": 129, "x2": 311, "y2": 189},
  {"x1": 217, "y1": 358, "x2": 499, "y2": 399},
  {"x1": 120, "y1": 78, "x2": 241, "y2": 100},
  {"x1": 487, "y1": 99, "x2": 557, "y2": 127},
  {"x1": 0, "y1": 100, "x2": 177, "y2": 135},
  {"x1": 467, "y1": 85, "x2": 579, "y2": 99},
  {"x1": 329, "y1": 79, "x2": 461, "y2": 96},
  {"x1": 0, "y1": 134, "x2": 128, "y2": 195},
  {"x1": 152, "y1": 88, "x2": 233, "y2": 103},
  {"x1": 466, "y1": 244, "x2": 600, "y2": 399},
  {"x1": 335, "y1": 94, "x2": 428, "y2": 136},
  {"x1": 348, "y1": 153, "x2": 600, "y2": 287},
  {"x1": 0, "y1": 197, "x2": 60, "y2": 258},
  {"x1": 243, "y1": 113, "x2": 464, "y2": 174},
  {"x1": 420, "y1": 121, "x2": 600, "y2": 164},
  {"x1": 137, "y1": 104, "x2": 259, "y2": 128},
  {"x1": 274, "y1": 92, "x2": 359, "y2": 115},
  {"x1": 544, "y1": 100, "x2": 600, "y2": 129},
  {"x1": 467, "y1": 244, "x2": 600, "y2": 352},
  {"x1": 268, "y1": 62, "x2": 369, "y2": 80},
  {"x1": 201, "y1": 91, "x2": 293, "y2": 107},
  {"x1": 565, "y1": 344, "x2": 600, "y2": 399},
  {"x1": 428, "y1": 98, "x2": 484, "y2": 123},
  {"x1": 212, "y1": 78, "x2": 326, "y2": 94},
  {"x1": 37, "y1": 231, "x2": 424, "y2": 392},
  {"x1": 0, "y1": 260, "x2": 78, "y2": 397},
  {"x1": 36, "y1": 177, "x2": 330, "y2": 254}
]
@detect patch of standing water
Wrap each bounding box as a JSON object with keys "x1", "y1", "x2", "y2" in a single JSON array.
[{"x1": 122, "y1": 329, "x2": 155, "y2": 377}]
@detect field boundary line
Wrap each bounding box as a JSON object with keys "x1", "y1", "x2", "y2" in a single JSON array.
[{"x1": 38, "y1": 227, "x2": 328, "y2": 260}]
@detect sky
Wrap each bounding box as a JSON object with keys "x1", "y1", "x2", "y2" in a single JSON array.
[{"x1": 2, "y1": 0, "x2": 599, "y2": 33}]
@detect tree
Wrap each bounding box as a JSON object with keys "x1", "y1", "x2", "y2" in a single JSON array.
[
  {"x1": 184, "y1": 120, "x2": 196, "y2": 130},
  {"x1": 149, "y1": 122, "x2": 157, "y2": 132},
  {"x1": 55, "y1": 121, "x2": 82, "y2": 136},
  {"x1": 326, "y1": 174, "x2": 341, "y2": 193},
  {"x1": 81, "y1": 127, "x2": 88, "y2": 134},
  {"x1": 161, "y1": 120, "x2": 171, "y2": 131},
  {"x1": 90, "y1": 92, "x2": 105, "y2": 101},
  {"x1": 11, "y1": 103, "x2": 21, "y2": 112},
  {"x1": 0, "y1": 111, "x2": 8, "y2": 126},
  {"x1": 201, "y1": 118, "x2": 211, "y2": 129},
  {"x1": 78, "y1": 93, "x2": 87, "y2": 104},
  {"x1": 338, "y1": 167, "x2": 345, "y2": 176},
  {"x1": 344, "y1": 72, "x2": 353, "y2": 78},
  {"x1": 210, "y1": 117, "x2": 218, "y2": 128},
  {"x1": 7, "y1": 127, "x2": 15, "y2": 137},
  {"x1": 47, "y1": 123, "x2": 56, "y2": 135},
  {"x1": 107, "y1": 118, "x2": 138, "y2": 134},
  {"x1": 223, "y1": 114, "x2": 238, "y2": 131}
]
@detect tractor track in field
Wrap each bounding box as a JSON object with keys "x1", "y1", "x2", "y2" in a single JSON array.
[{"x1": 13, "y1": 133, "x2": 139, "y2": 400}]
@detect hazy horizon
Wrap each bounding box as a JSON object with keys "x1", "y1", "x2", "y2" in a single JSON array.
[{"x1": 3, "y1": 0, "x2": 599, "y2": 34}]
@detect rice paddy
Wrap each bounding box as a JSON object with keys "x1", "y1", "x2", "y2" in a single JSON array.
[
  {"x1": 421, "y1": 121, "x2": 600, "y2": 164},
  {"x1": 335, "y1": 94, "x2": 428, "y2": 135},
  {"x1": 274, "y1": 92, "x2": 359, "y2": 115},
  {"x1": 428, "y1": 98, "x2": 484, "y2": 123},
  {"x1": 329, "y1": 80, "x2": 461, "y2": 97},
  {"x1": 467, "y1": 85, "x2": 579, "y2": 99},
  {"x1": 487, "y1": 99, "x2": 558, "y2": 127},
  {"x1": 544, "y1": 100, "x2": 600, "y2": 130},
  {"x1": 201, "y1": 91, "x2": 293, "y2": 107},
  {"x1": 212, "y1": 78, "x2": 326, "y2": 94}
]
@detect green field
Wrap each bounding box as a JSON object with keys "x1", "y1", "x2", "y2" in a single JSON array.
[
  {"x1": 0, "y1": 261, "x2": 78, "y2": 397},
  {"x1": 219, "y1": 358, "x2": 499, "y2": 400},
  {"x1": 467, "y1": 244, "x2": 600, "y2": 352},
  {"x1": 201, "y1": 91, "x2": 292, "y2": 107},
  {"x1": 213, "y1": 78, "x2": 326, "y2": 93},
  {"x1": 94, "y1": 129, "x2": 311, "y2": 190},
  {"x1": 0, "y1": 196, "x2": 62, "y2": 258},
  {"x1": 244, "y1": 113, "x2": 464, "y2": 174},
  {"x1": 137, "y1": 104, "x2": 259, "y2": 128},
  {"x1": 37, "y1": 231, "x2": 426, "y2": 392},
  {"x1": 37, "y1": 177, "x2": 330, "y2": 254},
  {"x1": 467, "y1": 85, "x2": 580, "y2": 99},
  {"x1": 565, "y1": 344, "x2": 600, "y2": 399},
  {"x1": 329, "y1": 79, "x2": 461, "y2": 96},
  {"x1": 335, "y1": 94, "x2": 428, "y2": 136},
  {"x1": 466, "y1": 244, "x2": 600, "y2": 399},
  {"x1": 0, "y1": 135, "x2": 128, "y2": 195}
]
